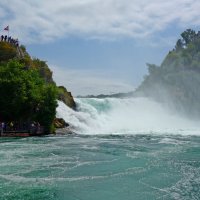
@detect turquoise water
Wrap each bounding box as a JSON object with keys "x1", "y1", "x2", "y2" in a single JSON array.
[{"x1": 0, "y1": 134, "x2": 200, "y2": 200}]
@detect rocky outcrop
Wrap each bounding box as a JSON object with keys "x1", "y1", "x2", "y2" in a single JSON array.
[
  {"x1": 54, "y1": 118, "x2": 75, "y2": 134},
  {"x1": 57, "y1": 86, "x2": 76, "y2": 109},
  {"x1": 54, "y1": 118, "x2": 69, "y2": 129}
]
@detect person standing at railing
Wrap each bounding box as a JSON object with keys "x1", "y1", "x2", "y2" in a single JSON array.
[
  {"x1": 0, "y1": 122, "x2": 2, "y2": 136},
  {"x1": 0, "y1": 122, "x2": 5, "y2": 135}
]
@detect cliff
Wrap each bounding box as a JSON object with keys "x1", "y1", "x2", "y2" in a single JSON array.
[
  {"x1": 135, "y1": 29, "x2": 200, "y2": 119},
  {"x1": 0, "y1": 40, "x2": 76, "y2": 133}
]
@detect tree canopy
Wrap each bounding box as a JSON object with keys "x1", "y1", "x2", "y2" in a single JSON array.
[{"x1": 0, "y1": 60, "x2": 58, "y2": 132}]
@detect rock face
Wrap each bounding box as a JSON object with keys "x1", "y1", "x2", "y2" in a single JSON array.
[
  {"x1": 57, "y1": 86, "x2": 76, "y2": 109},
  {"x1": 54, "y1": 118, "x2": 69, "y2": 129},
  {"x1": 54, "y1": 118, "x2": 75, "y2": 135}
]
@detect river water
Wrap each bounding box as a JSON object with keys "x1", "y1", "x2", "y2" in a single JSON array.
[
  {"x1": 0, "y1": 98, "x2": 200, "y2": 200},
  {"x1": 0, "y1": 134, "x2": 200, "y2": 200}
]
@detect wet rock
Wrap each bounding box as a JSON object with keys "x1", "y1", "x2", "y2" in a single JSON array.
[
  {"x1": 57, "y1": 86, "x2": 76, "y2": 109},
  {"x1": 54, "y1": 118, "x2": 69, "y2": 129}
]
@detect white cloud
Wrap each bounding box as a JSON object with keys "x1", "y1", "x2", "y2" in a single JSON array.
[
  {"x1": 0, "y1": 0, "x2": 200, "y2": 43},
  {"x1": 50, "y1": 65, "x2": 134, "y2": 96}
]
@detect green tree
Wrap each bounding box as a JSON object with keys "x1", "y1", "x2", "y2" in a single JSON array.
[
  {"x1": 0, "y1": 60, "x2": 57, "y2": 133},
  {"x1": 175, "y1": 39, "x2": 183, "y2": 51},
  {"x1": 181, "y1": 29, "x2": 196, "y2": 46}
]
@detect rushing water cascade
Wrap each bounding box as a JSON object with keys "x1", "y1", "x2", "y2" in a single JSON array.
[{"x1": 56, "y1": 97, "x2": 200, "y2": 135}]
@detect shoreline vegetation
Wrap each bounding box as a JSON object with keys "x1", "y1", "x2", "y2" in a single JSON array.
[
  {"x1": 79, "y1": 29, "x2": 200, "y2": 120},
  {"x1": 0, "y1": 35, "x2": 76, "y2": 136}
]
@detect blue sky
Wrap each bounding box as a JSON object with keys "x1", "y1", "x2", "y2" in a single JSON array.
[{"x1": 1, "y1": 0, "x2": 200, "y2": 95}]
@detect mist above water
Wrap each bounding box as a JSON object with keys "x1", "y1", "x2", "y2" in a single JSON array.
[{"x1": 56, "y1": 97, "x2": 200, "y2": 135}]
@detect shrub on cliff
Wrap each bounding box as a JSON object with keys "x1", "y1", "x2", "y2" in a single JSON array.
[
  {"x1": 0, "y1": 42, "x2": 17, "y2": 61},
  {"x1": 32, "y1": 59, "x2": 54, "y2": 83}
]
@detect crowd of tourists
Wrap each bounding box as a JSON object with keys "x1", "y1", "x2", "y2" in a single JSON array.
[
  {"x1": 1, "y1": 35, "x2": 19, "y2": 47},
  {"x1": 0, "y1": 121, "x2": 42, "y2": 135}
]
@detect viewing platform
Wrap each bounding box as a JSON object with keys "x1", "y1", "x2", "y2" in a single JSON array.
[{"x1": 0, "y1": 123, "x2": 44, "y2": 137}]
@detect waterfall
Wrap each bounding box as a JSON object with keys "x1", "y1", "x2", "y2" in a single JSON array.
[{"x1": 56, "y1": 97, "x2": 200, "y2": 135}]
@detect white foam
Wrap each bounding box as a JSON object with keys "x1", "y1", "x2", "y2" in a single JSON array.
[{"x1": 56, "y1": 97, "x2": 200, "y2": 135}]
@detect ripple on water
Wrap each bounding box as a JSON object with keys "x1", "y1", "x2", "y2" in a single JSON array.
[{"x1": 0, "y1": 135, "x2": 200, "y2": 200}]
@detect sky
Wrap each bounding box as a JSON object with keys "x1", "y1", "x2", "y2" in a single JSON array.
[{"x1": 0, "y1": 0, "x2": 200, "y2": 95}]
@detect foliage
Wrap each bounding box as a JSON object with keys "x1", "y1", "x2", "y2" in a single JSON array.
[
  {"x1": 0, "y1": 60, "x2": 58, "y2": 133},
  {"x1": 0, "y1": 42, "x2": 17, "y2": 61},
  {"x1": 32, "y1": 59, "x2": 54, "y2": 83},
  {"x1": 136, "y1": 29, "x2": 200, "y2": 118}
]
